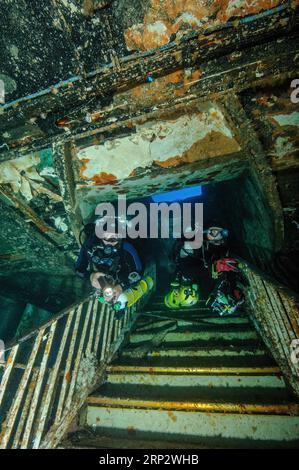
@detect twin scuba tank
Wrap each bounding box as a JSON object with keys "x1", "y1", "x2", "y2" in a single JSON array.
[{"x1": 97, "y1": 276, "x2": 154, "y2": 312}]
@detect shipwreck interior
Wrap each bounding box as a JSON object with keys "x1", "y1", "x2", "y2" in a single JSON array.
[{"x1": 0, "y1": 0, "x2": 299, "y2": 450}]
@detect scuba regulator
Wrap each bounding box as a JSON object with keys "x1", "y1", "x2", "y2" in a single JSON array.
[{"x1": 88, "y1": 240, "x2": 121, "y2": 273}]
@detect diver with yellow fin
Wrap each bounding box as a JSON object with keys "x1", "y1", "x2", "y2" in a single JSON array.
[
  {"x1": 165, "y1": 226, "x2": 201, "y2": 309},
  {"x1": 76, "y1": 214, "x2": 149, "y2": 318}
]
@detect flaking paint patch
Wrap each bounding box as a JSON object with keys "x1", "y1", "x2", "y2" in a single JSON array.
[
  {"x1": 77, "y1": 152, "x2": 245, "y2": 222},
  {"x1": 0, "y1": 153, "x2": 41, "y2": 200},
  {"x1": 124, "y1": 0, "x2": 213, "y2": 51},
  {"x1": 77, "y1": 107, "x2": 239, "y2": 183},
  {"x1": 115, "y1": 68, "x2": 202, "y2": 108},
  {"x1": 272, "y1": 112, "x2": 299, "y2": 128},
  {"x1": 272, "y1": 137, "x2": 295, "y2": 158},
  {"x1": 124, "y1": 0, "x2": 281, "y2": 51}
]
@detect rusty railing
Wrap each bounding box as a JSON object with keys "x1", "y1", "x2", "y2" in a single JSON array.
[
  {"x1": 0, "y1": 293, "x2": 146, "y2": 448},
  {"x1": 244, "y1": 265, "x2": 299, "y2": 398}
]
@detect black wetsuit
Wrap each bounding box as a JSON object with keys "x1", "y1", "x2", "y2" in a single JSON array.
[{"x1": 76, "y1": 234, "x2": 142, "y2": 288}]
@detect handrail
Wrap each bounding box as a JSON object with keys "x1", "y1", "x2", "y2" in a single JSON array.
[
  {"x1": 0, "y1": 263, "x2": 156, "y2": 448},
  {"x1": 236, "y1": 255, "x2": 299, "y2": 301},
  {"x1": 241, "y1": 260, "x2": 299, "y2": 398},
  {"x1": 2, "y1": 291, "x2": 94, "y2": 355}
]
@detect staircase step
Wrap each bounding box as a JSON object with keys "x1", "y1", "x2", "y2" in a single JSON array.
[
  {"x1": 102, "y1": 370, "x2": 289, "y2": 402},
  {"x1": 121, "y1": 346, "x2": 269, "y2": 359},
  {"x1": 135, "y1": 317, "x2": 251, "y2": 332},
  {"x1": 84, "y1": 404, "x2": 299, "y2": 448},
  {"x1": 115, "y1": 345, "x2": 276, "y2": 367},
  {"x1": 114, "y1": 353, "x2": 276, "y2": 369},
  {"x1": 140, "y1": 308, "x2": 247, "y2": 317},
  {"x1": 132, "y1": 323, "x2": 256, "y2": 336},
  {"x1": 61, "y1": 431, "x2": 208, "y2": 449},
  {"x1": 126, "y1": 338, "x2": 264, "y2": 351},
  {"x1": 94, "y1": 363, "x2": 290, "y2": 404},
  {"x1": 116, "y1": 348, "x2": 278, "y2": 366},
  {"x1": 130, "y1": 328, "x2": 259, "y2": 345}
]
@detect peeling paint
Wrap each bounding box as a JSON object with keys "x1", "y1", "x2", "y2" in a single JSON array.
[
  {"x1": 272, "y1": 112, "x2": 299, "y2": 127},
  {"x1": 76, "y1": 155, "x2": 245, "y2": 222},
  {"x1": 0, "y1": 154, "x2": 40, "y2": 200},
  {"x1": 218, "y1": 0, "x2": 281, "y2": 22},
  {"x1": 124, "y1": 0, "x2": 282, "y2": 51},
  {"x1": 76, "y1": 106, "x2": 239, "y2": 185},
  {"x1": 272, "y1": 137, "x2": 295, "y2": 158}
]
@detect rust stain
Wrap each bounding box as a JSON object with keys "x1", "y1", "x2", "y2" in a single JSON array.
[
  {"x1": 123, "y1": 66, "x2": 202, "y2": 107},
  {"x1": 127, "y1": 426, "x2": 137, "y2": 434},
  {"x1": 217, "y1": 0, "x2": 281, "y2": 23},
  {"x1": 168, "y1": 70, "x2": 184, "y2": 84},
  {"x1": 181, "y1": 131, "x2": 240, "y2": 162},
  {"x1": 168, "y1": 411, "x2": 177, "y2": 422},
  {"x1": 125, "y1": 0, "x2": 214, "y2": 51},
  {"x1": 154, "y1": 131, "x2": 239, "y2": 168},
  {"x1": 65, "y1": 371, "x2": 71, "y2": 382},
  {"x1": 79, "y1": 158, "x2": 90, "y2": 179},
  {"x1": 154, "y1": 155, "x2": 182, "y2": 168},
  {"x1": 124, "y1": 0, "x2": 281, "y2": 52},
  {"x1": 55, "y1": 117, "x2": 69, "y2": 127},
  {"x1": 91, "y1": 172, "x2": 118, "y2": 185},
  {"x1": 129, "y1": 169, "x2": 137, "y2": 177},
  {"x1": 131, "y1": 85, "x2": 142, "y2": 99}
]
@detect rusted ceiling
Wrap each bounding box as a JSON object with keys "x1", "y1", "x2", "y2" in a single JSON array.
[{"x1": 0, "y1": 0, "x2": 298, "y2": 283}]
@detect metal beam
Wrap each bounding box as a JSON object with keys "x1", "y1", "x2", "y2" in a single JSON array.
[
  {"x1": 0, "y1": 6, "x2": 298, "y2": 159},
  {"x1": 52, "y1": 141, "x2": 83, "y2": 243},
  {"x1": 86, "y1": 396, "x2": 299, "y2": 415},
  {"x1": 218, "y1": 94, "x2": 285, "y2": 252}
]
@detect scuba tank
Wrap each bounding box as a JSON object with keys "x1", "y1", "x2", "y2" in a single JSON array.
[
  {"x1": 96, "y1": 276, "x2": 154, "y2": 313},
  {"x1": 113, "y1": 276, "x2": 154, "y2": 311}
]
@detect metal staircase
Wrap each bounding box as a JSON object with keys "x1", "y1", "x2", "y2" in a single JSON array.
[
  {"x1": 1, "y1": 263, "x2": 299, "y2": 448},
  {"x1": 65, "y1": 296, "x2": 299, "y2": 449}
]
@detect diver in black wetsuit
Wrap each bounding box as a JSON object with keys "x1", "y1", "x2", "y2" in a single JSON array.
[{"x1": 75, "y1": 220, "x2": 143, "y2": 306}]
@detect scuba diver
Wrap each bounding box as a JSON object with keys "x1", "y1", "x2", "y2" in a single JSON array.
[
  {"x1": 75, "y1": 218, "x2": 143, "y2": 317},
  {"x1": 164, "y1": 226, "x2": 201, "y2": 309},
  {"x1": 206, "y1": 257, "x2": 245, "y2": 316},
  {"x1": 202, "y1": 224, "x2": 246, "y2": 316},
  {"x1": 165, "y1": 222, "x2": 245, "y2": 314},
  {"x1": 202, "y1": 225, "x2": 230, "y2": 266}
]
